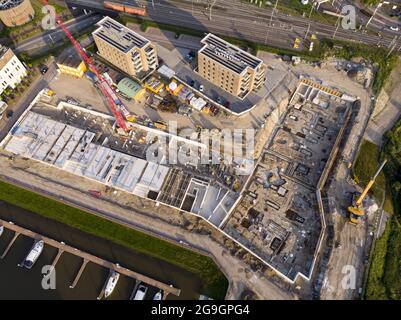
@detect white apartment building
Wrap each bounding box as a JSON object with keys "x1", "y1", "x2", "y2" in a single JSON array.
[{"x1": 0, "y1": 45, "x2": 27, "y2": 95}]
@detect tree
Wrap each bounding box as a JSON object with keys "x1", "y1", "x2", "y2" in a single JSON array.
[{"x1": 362, "y1": 0, "x2": 381, "y2": 6}]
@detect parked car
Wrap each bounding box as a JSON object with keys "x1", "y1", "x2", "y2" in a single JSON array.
[
  {"x1": 67, "y1": 99, "x2": 79, "y2": 106},
  {"x1": 216, "y1": 97, "x2": 222, "y2": 104},
  {"x1": 389, "y1": 25, "x2": 399, "y2": 31},
  {"x1": 190, "y1": 80, "x2": 195, "y2": 87},
  {"x1": 199, "y1": 84, "x2": 204, "y2": 92},
  {"x1": 224, "y1": 101, "x2": 231, "y2": 109},
  {"x1": 185, "y1": 53, "x2": 194, "y2": 62},
  {"x1": 6, "y1": 110, "x2": 13, "y2": 119},
  {"x1": 39, "y1": 64, "x2": 48, "y2": 75}
]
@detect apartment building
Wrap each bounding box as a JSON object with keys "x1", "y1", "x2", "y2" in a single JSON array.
[
  {"x1": 92, "y1": 17, "x2": 158, "y2": 79},
  {"x1": 198, "y1": 34, "x2": 267, "y2": 99},
  {"x1": 0, "y1": 45, "x2": 27, "y2": 95}
]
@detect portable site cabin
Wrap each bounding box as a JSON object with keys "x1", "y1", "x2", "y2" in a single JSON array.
[{"x1": 117, "y1": 77, "x2": 146, "y2": 101}]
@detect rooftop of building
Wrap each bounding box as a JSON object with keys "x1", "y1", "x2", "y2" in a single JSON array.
[
  {"x1": 93, "y1": 16, "x2": 151, "y2": 53},
  {"x1": 117, "y1": 77, "x2": 142, "y2": 96},
  {"x1": 0, "y1": 45, "x2": 14, "y2": 70},
  {"x1": 199, "y1": 33, "x2": 264, "y2": 75},
  {"x1": 56, "y1": 47, "x2": 83, "y2": 69},
  {"x1": 0, "y1": 0, "x2": 23, "y2": 10}
]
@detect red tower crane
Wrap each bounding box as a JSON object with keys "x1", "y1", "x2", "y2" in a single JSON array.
[{"x1": 42, "y1": 1, "x2": 131, "y2": 132}]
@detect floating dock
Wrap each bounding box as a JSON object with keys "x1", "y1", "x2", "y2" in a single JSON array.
[{"x1": 0, "y1": 219, "x2": 181, "y2": 298}]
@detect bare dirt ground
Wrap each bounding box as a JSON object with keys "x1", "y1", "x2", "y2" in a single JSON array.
[{"x1": 365, "y1": 57, "x2": 401, "y2": 146}]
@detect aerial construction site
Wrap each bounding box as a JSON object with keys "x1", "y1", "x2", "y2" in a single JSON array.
[{"x1": 0, "y1": 4, "x2": 388, "y2": 301}]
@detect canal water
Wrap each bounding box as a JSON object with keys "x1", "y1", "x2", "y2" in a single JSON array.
[{"x1": 0, "y1": 201, "x2": 202, "y2": 300}]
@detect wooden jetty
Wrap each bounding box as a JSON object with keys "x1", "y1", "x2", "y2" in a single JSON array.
[{"x1": 0, "y1": 219, "x2": 180, "y2": 298}]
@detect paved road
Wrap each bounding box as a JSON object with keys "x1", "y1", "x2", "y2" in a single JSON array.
[
  {"x1": 333, "y1": 0, "x2": 401, "y2": 31},
  {"x1": 0, "y1": 59, "x2": 59, "y2": 141},
  {"x1": 12, "y1": 14, "x2": 102, "y2": 55},
  {"x1": 65, "y1": 0, "x2": 401, "y2": 51}
]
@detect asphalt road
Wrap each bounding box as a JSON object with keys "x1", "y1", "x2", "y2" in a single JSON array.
[
  {"x1": 0, "y1": 59, "x2": 59, "y2": 141},
  {"x1": 12, "y1": 14, "x2": 102, "y2": 55},
  {"x1": 65, "y1": 0, "x2": 401, "y2": 51}
]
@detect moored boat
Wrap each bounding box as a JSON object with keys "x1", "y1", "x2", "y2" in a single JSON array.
[
  {"x1": 133, "y1": 284, "x2": 148, "y2": 300},
  {"x1": 153, "y1": 290, "x2": 162, "y2": 300},
  {"x1": 21, "y1": 240, "x2": 44, "y2": 269},
  {"x1": 104, "y1": 270, "x2": 120, "y2": 298}
]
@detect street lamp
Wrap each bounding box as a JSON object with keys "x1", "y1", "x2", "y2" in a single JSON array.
[
  {"x1": 207, "y1": 0, "x2": 217, "y2": 21},
  {"x1": 304, "y1": 2, "x2": 316, "y2": 40},
  {"x1": 269, "y1": 0, "x2": 279, "y2": 27},
  {"x1": 365, "y1": 2, "x2": 383, "y2": 28}
]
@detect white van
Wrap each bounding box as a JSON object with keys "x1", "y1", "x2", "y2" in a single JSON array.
[{"x1": 133, "y1": 284, "x2": 148, "y2": 300}]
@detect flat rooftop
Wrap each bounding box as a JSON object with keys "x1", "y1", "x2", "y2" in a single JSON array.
[
  {"x1": 93, "y1": 16, "x2": 151, "y2": 53},
  {"x1": 199, "y1": 33, "x2": 263, "y2": 75},
  {"x1": 56, "y1": 47, "x2": 83, "y2": 68},
  {"x1": 0, "y1": 45, "x2": 13, "y2": 69},
  {"x1": 3, "y1": 110, "x2": 170, "y2": 196}
]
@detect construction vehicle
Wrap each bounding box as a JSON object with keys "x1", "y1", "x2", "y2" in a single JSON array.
[
  {"x1": 42, "y1": 1, "x2": 133, "y2": 131},
  {"x1": 293, "y1": 37, "x2": 301, "y2": 49},
  {"x1": 348, "y1": 160, "x2": 387, "y2": 224}
]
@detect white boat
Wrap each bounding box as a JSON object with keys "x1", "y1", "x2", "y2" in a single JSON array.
[
  {"x1": 104, "y1": 271, "x2": 120, "y2": 298},
  {"x1": 153, "y1": 291, "x2": 162, "y2": 300},
  {"x1": 21, "y1": 240, "x2": 44, "y2": 269},
  {"x1": 133, "y1": 284, "x2": 148, "y2": 300},
  {"x1": 0, "y1": 226, "x2": 4, "y2": 237}
]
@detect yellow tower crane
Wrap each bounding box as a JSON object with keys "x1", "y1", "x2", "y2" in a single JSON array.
[{"x1": 348, "y1": 159, "x2": 387, "y2": 224}]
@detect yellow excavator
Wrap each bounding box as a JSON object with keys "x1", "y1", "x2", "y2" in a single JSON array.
[{"x1": 348, "y1": 159, "x2": 387, "y2": 224}]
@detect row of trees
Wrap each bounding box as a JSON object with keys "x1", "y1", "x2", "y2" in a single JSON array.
[{"x1": 0, "y1": 71, "x2": 35, "y2": 104}]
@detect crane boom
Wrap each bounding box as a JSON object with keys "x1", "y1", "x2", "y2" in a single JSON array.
[
  {"x1": 42, "y1": 1, "x2": 130, "y2": 131},
  {"x1": 355, "y1": 159, "x2": 387, "y2": 206},
  {"x1": 348, "y1": 159, "x2": 387, "y2": 224}
]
